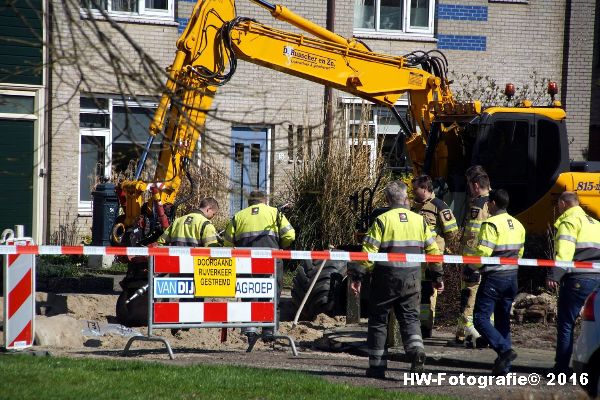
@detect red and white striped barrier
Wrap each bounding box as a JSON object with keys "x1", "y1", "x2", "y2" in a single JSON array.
[
  {"x1": 154, "y1": 302, "x2": 274, "y2": 324},
  {"x1": 149, "y1": 256, "x2": 278, "y2": 328},
  {"x1": 3, "y1": 241, "x2": 35, "y2": 350},
  {"x1": 1, "y1": 245, "x2": 599, "y2": 269}
]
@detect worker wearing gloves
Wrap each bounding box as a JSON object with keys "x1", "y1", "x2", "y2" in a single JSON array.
[
  {"x1": 348, "y1": 181, "x2": 443, "y2": 379},
  {"x1": 411, "y1": 174, "x2": 459, "y2": 338},
  {"x1": 546, "y1": 191, "x2": 600, "y2": 374},
  {"x1": 157, "y1": 197, "x2": 220, "y2": 247},
  {"x1": 224, "y1": 190, "x2": 295, "y2": 341},
  {"x1": 456, "y1": 171, "x2": 491, "y2": 347},
  {"x1": 471, "y1": 189, "x2": 525, "y2": 375}
]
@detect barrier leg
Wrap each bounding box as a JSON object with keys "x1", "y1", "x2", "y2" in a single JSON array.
[
  {"x1": 123, "y1": 335, "x2": 175, "y2": 360},
  {"x1": 272, "y1": 334, "x2": 298, "y2": 357},
  {"x1": 246, "y1": 332, "x2": 260, "y2": 353},
  {"x1": 122, "y1": 257, "x2": 175, "y2": 359},
  {"x1": 246, "y1": 333, "x2": 298, "y2": 357}
]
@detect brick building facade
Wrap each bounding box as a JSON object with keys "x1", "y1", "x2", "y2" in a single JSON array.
[{"x1": 2, "y1": 0, "x2": 595, "y2": 242}]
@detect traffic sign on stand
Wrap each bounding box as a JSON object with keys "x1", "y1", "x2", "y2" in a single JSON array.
[{"x1": 3, "y1": 239, "x2": 35, "y2": 350}]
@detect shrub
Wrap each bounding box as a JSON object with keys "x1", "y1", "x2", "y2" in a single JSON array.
[
  {"x1": 174, "y1": 154, "x2": 230, "y2": 231},
  {"x1": 281, "y1": 137, "x2": 392, "y2": 251},
  {"x1": 450, "y1": 70, "x2": 554, "y2": 108},
  {"x1": 37, "y1": 255, "x2": 86, "y2": 279}
]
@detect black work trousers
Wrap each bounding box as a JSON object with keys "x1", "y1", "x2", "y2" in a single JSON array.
[{"x1": 367, "y1": 265, "x2": 422, "y2": 372}]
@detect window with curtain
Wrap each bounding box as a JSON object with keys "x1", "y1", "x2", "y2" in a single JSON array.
[
  {"x1": 80, "y1": 0, "x2": 172, "y2": 19},
  {"x1": 354, "y1": 0, "x2": 434, "y2": 35}
]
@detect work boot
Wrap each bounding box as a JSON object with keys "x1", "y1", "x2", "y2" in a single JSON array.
[
  {"x1": 492, "y1": 349, "x2": 517, "y2": 376},
  {"x1": 446, "y1": 337, "x2": 465, "y2": 347},
  {"x1": 475, "y1": 336, "x2": 489, "y2": 349},
  {"x1": 365, "y1": 368, "x2": 386, "y2": 380},
  {"x1": 261, "y1": 328, "x2": 275, "y2": 343},
  {"x1": 421, "y1": 327, "x2": 432, "y2": 339},
  {"x1": 464, "y1": 325, "x2": 481, "y2": 349},
  {"x1": 410, "y1": 349, "x2": 426, "y2": 373},
  {"x1": 464, "y1": 330, "x2": 482, "y2": 349},
  {"x1": 241, "y1": 327, "x2": 258, "y2": 337},
  {"x1": 170, "y1": 328, "x2": 183, "y2": 339},
  {"x1": 170, "y1": 328, "x2": 189, "y2": 339}
]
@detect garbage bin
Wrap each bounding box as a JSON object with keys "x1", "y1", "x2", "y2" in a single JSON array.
[{"x1": 91, "y1": 183, "x2": 119, "y2": 246}]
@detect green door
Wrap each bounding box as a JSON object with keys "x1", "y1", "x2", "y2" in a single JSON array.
[{"x1": 0, "y1": 119, "x2": 34, "y2": 235}]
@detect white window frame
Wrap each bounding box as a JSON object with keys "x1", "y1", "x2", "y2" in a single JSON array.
[
  {"x1": 405, "y1": 0, "x2": 435, "y2": 34},
  {"x1": 348, "y1": 137, "x2": 378, "y2": 177},
  {"x1": 0, "y1": 90, "x2": 38, "y2": 120},
  {"x1": 342, "y1": 97, "x2": 409, "y2": 136},
  {"x1": 79, "y1": 0, "x2": 174, "y2": 22},
  {"x1": 342, "y1": 97, "x2": 409, "y2": 177},
  {"x1": 79, "y1": 97, "x2": 112, "y2": 213},
  {"x1": 78, "y1": 96, "x2": 159, "y2": 213},
  {"x1": 353, "y1": 0, "x2": 435, "y2": 37}
]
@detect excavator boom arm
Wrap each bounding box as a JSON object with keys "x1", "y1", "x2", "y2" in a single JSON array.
[{"x1": 116, "y1": 0, "x2": 475, "y2": 240}]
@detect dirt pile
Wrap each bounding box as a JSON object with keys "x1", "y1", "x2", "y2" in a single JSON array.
[
  {"x1": 512, "y1": 292, "x2": 557, "y2": 323},
  {"x1": 1, "y1": 293, "x2": 345, "y2": 353}
]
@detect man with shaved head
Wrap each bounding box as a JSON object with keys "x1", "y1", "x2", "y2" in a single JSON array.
[{"x1": 547, "y1": 191, "x2": 600, "y2": 374}]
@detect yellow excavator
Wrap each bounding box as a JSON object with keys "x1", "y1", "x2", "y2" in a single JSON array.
[
  {"x1": 110, "y1": 0, "x2": 600, "y2": 324},
  {"x1": 113, "y1": 0, "x2": 598, "y2": 244}
]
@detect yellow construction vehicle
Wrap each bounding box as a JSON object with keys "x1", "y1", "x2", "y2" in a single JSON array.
[
  {"x1": 112, "y1": 0, "x2": 599, "y2": 248},
  {"x1": 109, "y1": 0, "x2": 600, "y2": 324}
]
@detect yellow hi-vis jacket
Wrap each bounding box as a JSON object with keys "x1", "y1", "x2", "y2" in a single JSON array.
[
  {"x1": 223, "y1": 203, "x2": 295, "y2": 249},
  {"x1": 471, "y1": 210, "x2": 525, "y2": 273},
  {"x1": 552, "y1": 206, "x2": 600, "y2": 281},
  {"x1": 361, "y1": 206, "x2": 443, "y2": 280},
  {"x1": 157, "y1": 211, "x2": 219, "y2": 247}
]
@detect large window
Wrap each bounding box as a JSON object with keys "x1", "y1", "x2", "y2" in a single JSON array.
[
  {"x1": 343, "y1": 98, "x2": 409, "y2": 175},
  {"x1": 80, "y1": 0, "x2": 173, "y2": 20},
  {"x1": 354, "y1": 0, "x2": 434, "y2": 36},
  {"x1": 474, "y1": 120, "x2": 530, "y2": 184},
  {"x1": 472, "y1": 118, "x2": 531, "y2": 213},
  {"x1": 79, "y1": 96, "x2": 159, "y2": 212}
]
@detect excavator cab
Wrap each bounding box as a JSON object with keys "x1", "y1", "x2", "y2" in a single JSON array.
[{"x1": 467, "y1": 108, "x2": 570, "y2": 228}]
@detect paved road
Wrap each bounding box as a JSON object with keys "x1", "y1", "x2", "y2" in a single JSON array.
[{"x1": 66, "y1": 328, "x2": 588, "y2": 400}]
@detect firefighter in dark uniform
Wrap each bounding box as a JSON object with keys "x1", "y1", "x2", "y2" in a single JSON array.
[
  {"x1": 157, "y1": 197, "x2": 220, "y2": 247},
  {"x1": 349, "y1": 181, "x2": 443, "y2": 379},
  {"x1": 471, "y1": 189, "x2": 525, "y2": 375},
  {"x1": 455, "y1": 172, "x2": 491, "y2": 347},
  {"x1": 411, "y1": 175, "x2": 459, "y2": 338},
  {"x1": 546, "y1": 191, "x2": 600, "y2": 374},
  {"x1": 223, "y1": 190, "x2": 295, "y2": 340}
]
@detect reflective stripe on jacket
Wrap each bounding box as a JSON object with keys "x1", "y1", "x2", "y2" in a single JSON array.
[
  {"x1": 461, "y1": 195, "x2": 490, "y2": 256},
  {"x1": 157, "y1": 212, "x2": 219, "y2": 247},
  {"x1": 412, "y1": 194, "x2": 459, "y2": 254},
  {"x1": 553, "y1": 206, "x2": 600, "y2": 281},
  {"x1": 472, "y1": 210, "x2": 525, "y2": 273},
  {"x1": 361, "y1": 206, "x2": 442, "y2": 279},
  {"x1": 223, "y1": 203, "x2": 295, "y2": 249}
]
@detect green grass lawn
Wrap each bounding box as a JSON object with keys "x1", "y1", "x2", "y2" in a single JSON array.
[{"x1": 0, "y1": 355, "x2": 454, "y2": 400}]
